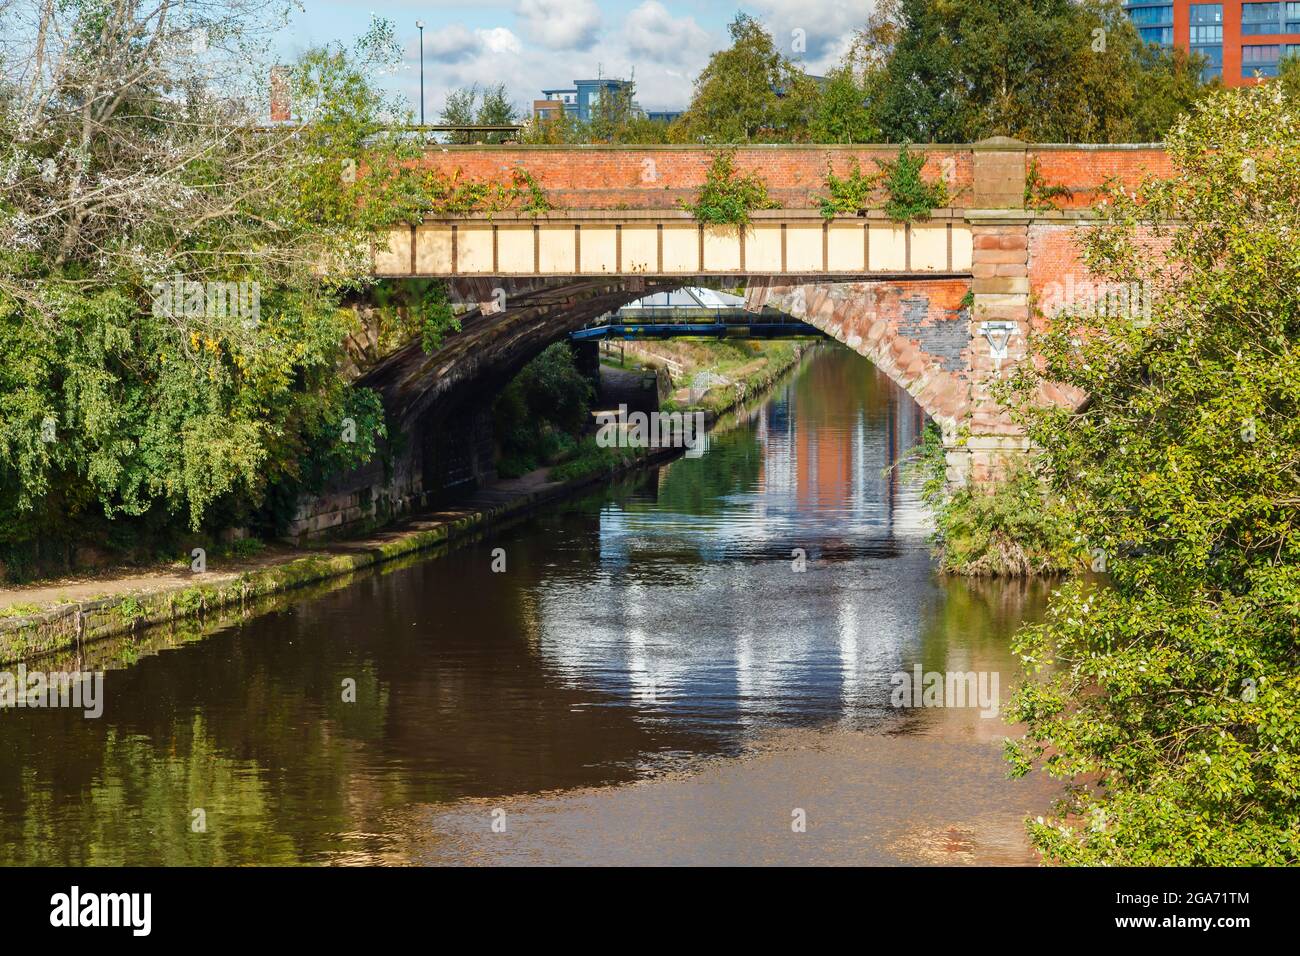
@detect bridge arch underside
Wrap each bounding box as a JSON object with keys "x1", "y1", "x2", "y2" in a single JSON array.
[
  {"x1": 290, "y1": 274, "x2": 974, "y2": 541},
  {"x1": 745, "y1": 277, "x2": 972, "y2": 439}
]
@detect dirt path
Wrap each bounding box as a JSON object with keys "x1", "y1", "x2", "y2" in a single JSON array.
[{"x1": 0, "y1": 470, "x2": 559, "y2": 614}]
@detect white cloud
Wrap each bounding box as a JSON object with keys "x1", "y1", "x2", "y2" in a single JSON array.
[
  {"x1": 476, "y1": 27, "x2": 523, "y2": 56},
  {"x1": 516, "y1": 0, "x2": 602, "y2": 51},
  {"x1": 396, "y1": 2, "x2": 730, "y2": 118},
  {"x1": 412, "y1": 24, "x2": 522, "y2": 63},
  {"x1": 747, "y1": 0, "x2": 873, "y2": 70},
  {"x1": 422, "y1": 24, "x2": 476, "y2": 63},
  {"x1": 625, "y1": 2, "x2": 712, "y2": 65}
]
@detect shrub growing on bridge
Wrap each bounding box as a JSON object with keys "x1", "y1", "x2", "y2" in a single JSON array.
[
  {"x1": 816, "y1": 159, "x2": 882, "y2": 219},
  {"x1": 680, "y1": 150, "x2": 778, "y2": 230},
  {"x1": 880, "y1": 146, "x2": 950, "y2": 223}
]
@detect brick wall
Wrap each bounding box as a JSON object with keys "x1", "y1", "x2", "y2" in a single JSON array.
[
  {"x1": 410, "y1": 146, "x2": 974, "y2": 211},
  {"x1": 1028, "y1": 147, "x2": 1174, "y2": 209},
  {"x1": 406, "y1": 144, "x2": 1171, "y2": 212},
  {"x1": 1030, "y1": 222, "x2": 1173, "y2": 328}
]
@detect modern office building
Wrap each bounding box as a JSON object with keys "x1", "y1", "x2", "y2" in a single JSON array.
[
  {"x1": 534, "y1": 78, "x2": 638, "y2": 122},
  {"x1": 532, "y1": 78, "x2": 682, "y2": 125},
  {"x1": 1123, "y1": 1, "x2": 1300, "y2": 82}
]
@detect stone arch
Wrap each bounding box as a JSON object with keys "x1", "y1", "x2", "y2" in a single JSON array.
[
  {"x1": 293, "y1": 273, "x2": 981, "y2": 539},
  {"x1": 746, "y1": 278, "x2": 973, "y2": 442},
  {"x1": 289, "y1": 278, "x2": 679, "y2": 539}
]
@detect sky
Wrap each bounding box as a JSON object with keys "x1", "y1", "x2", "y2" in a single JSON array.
[{"x1": 274, "y1": 1, "x2": 871, "y2": 117}]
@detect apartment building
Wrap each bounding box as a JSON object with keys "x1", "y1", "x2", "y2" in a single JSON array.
[{"x1": 1123, "y1": 1, "x2": 1300, "y2": 82}]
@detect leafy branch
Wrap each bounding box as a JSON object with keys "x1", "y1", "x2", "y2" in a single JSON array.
[
  {"x1": 1024, "y1": 156, "x2": 1074, "y2": 211},
  {"x1": 815, "y1": 158, "x2": 882, "y2": 219},
  {"x1": 679, "y1": 150, "x2": 778, "y2": 230},
  {"x1": 422, "y1": 167, "x2": 553, "y2": 218},
  {"x1": 880, "y1": 145, "x2": 949, "y2": 223}
]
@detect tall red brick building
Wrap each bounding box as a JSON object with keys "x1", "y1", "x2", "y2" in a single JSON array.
[{"x1": 1123, "y1": 1, "x2": 1300, "y2": 83}]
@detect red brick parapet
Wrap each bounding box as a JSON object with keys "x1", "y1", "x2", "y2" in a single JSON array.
[{"x1": 406, "y1": 140, "x2": 1168, "y2": 215}]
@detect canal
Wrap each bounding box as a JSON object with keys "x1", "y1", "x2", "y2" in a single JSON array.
[{"x1": 0, "y1": 344, "x2": 1058, "y2": 865}]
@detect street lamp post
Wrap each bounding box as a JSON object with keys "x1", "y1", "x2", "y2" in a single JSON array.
[{"x1": 416, "y1": 21, "x2": 425, "y2": 126}]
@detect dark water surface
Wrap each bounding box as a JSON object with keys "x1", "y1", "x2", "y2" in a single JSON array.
[{"x1": 0, "y1": 346, "x2": 1048, "y2": 865}]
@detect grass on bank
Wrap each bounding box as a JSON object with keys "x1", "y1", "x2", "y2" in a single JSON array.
[{"x1": 905, "y1": 423, "x2": 1081, "y2": 576}]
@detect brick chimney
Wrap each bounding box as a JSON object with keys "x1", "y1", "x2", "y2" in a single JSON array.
[{"x1": 270, "y1": 66, "x2": 290, "y2": 122}]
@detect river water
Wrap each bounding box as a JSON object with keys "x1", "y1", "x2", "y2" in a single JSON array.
[{"x1": 0, "y1": 345, "x2": 1057, "y2": 865}]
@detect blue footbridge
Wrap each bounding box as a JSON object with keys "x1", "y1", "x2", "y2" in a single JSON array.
[{"x1": 569, "y1": 288, "x2": 824, "y2": 341}]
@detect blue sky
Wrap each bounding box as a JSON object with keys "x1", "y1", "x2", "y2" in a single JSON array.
[{"x1": 275, "y1": 1, "x2": 869, "y2": 116}]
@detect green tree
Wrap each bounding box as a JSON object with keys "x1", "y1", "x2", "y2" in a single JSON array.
[
  {"x1": 1003, "y1": 85, "x2": 1300, "y2": 864},
  {"x1": 493, "y1": 343, "x2": 594, "y2": 477},
  {"x1": 475, "y1": 83, "x2": 519, "y2": 144},
  {"x1": 0, "y1": 3, "x2": 427, "y2": 556},
  {"x1": 583, "y1": 81, "x2": 670, "y2": 144},
  {"x1": 876, "y1": 0, "x2": 1204, "y2": 143},
  {"x1": 808, "y1": 5, "x2": 898, "y2": 144},
  {"x1": 440, "y1": 84, "x2": 518, "y2": 144},
  {"x1": 809, "y1": 65, "x2": 881, "y2": 144},
  {"x1": 1279, "y1": 51, "x2": 1300, "y2": 100},
  {"x1": 440, "y1": 86, "x2": 478, "y2": 144},
  {"x1": 587, "y1": 82, "x2": 638, "y2": 142},
  {"x1": 675, "y1": 13, "x2": 817, "y2": 143},
  {"x1": 521, "y1": 109, "x2": 584, "y2": 145},
  {"x1": 1129, "y1": 44, "x2": 1210, "y2": 141}
]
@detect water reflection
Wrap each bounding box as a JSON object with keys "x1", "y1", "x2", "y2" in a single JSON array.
[{"x1": 0, "y1": 345, "x2": 1045, "y2": 865}]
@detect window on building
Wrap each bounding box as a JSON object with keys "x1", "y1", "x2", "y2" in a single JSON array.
[
  {"x1": 1240, "y1": 1, "x2": 1300, "y2": 35},
  {"x1": 1191, "y1": 4, "x2": 1225, "y2": 80},
  {"x1": 1243, "y1": 43, "x2": 1282, "y2": 76},
  {"x1": 1190, "y1": 23, "x2": 1224, "y2": 41},
  {"x1": 1123, "y1": 3, "x2": 1175, "y2": 46},
  {"x1": 1242, "y1": 2, "x2": 1282, "y2": 35},
  {"x1": 1128, "y1": 3, "x2": 1173, "y2": 25},
  {"x1": 1138, "y1": 26, "x2": 1175, "y2": 43}
]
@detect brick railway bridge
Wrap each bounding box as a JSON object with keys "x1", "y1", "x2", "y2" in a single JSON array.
[{"x1": 294, "y1": 138, "x2": 1172, "y2": 539}]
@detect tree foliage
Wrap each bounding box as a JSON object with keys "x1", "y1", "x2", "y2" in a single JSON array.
[
  {"x1": 809, "y1": 65, "x2": 882, "y2": 144},
  {"x1": 493, "y1": 343, "x2": 593, "y2": 478},
  {"x1": 874, "y1": 0, "x2": 1206, "y2": 143},
  {"x1": 879, "y1": 145, "x2": 949, "y2": 222},
  {"x1": 1280, "y1": 51, "x2": 1300, "y2": 100},
  {"x1": 440, "y1": 83, "x2": 518, "y2": 144},
  {"x1": 1002, "y1": 85, "x2": 1300, "y2": 864},
  {"x1": 679, "y1": 150, "x2": 778, "y2": 229},
  {"x1": 0, "y1": 2, "x2": 431, "y2": 556},
  {"x1": 674, "y1": 14, "x2": 817, "y2": 143},
  {"x1": 672, "y1": 0, "x2": 1209, "y2": 146},
  {"x1": 520, "y1": 81, "x2": 671, "y2": 145},
  {"x1": 815, "y1": 158, "x2": 881, "y2": 218},
  {"x1": 905, "y1": 425, "x2": 1080, "y2": 576}
]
